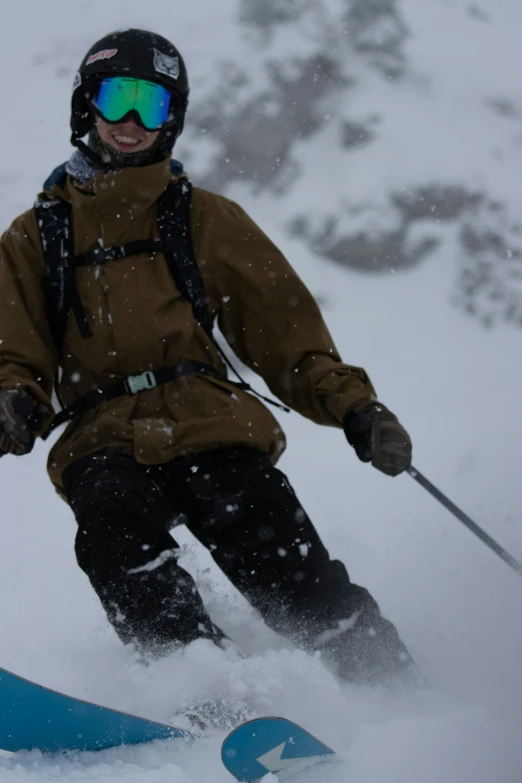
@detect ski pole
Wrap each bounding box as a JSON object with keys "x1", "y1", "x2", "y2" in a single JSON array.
[{"x1": 407, "y1": 465, "x2": 522, "y2": 577}]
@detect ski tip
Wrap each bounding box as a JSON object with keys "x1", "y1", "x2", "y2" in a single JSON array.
[{"x1": 221, "y1": 717, "x2": 334, "y2": 782}]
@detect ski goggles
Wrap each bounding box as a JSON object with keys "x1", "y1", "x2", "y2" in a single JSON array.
[{"x1": 92, "y1": 77, "x2": 173, "y2": 131}]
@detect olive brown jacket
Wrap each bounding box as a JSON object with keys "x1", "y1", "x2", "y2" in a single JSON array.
[{"x1": 0, "y1": 157, "x2": 375, "y2": 497}]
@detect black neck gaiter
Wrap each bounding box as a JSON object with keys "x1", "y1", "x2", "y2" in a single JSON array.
[{"x1": 88, "y1": 126, "x2": 167, "y2": 169}]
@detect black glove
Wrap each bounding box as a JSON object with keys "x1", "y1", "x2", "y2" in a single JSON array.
[
  {"x1": 344, "y1": 399, "x2": 412, "y2": 477},
  {"x1": 0, "y1": 390, "x2": 42, "y2": 457}
]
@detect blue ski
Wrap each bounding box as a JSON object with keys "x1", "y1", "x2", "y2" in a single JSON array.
[
  {"x1": 221, "y1": 717, "x2": 335, "y2": 782},
  {"x1": 0, "y1": 665, "x2": 190, "y2": 753}
]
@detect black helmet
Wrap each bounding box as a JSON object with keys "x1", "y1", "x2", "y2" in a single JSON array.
[{"x1": 71, "y1": 29, "x2": 189, "y2": 164}]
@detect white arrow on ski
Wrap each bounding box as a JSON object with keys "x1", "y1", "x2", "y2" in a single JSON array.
[{"x1": 257, "y1": 741, "x2": 307, "y2": 773}]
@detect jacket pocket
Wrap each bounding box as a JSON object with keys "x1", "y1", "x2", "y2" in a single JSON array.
[{"x1": 167, "y1": 374, "x2": 236, "y2": 420}]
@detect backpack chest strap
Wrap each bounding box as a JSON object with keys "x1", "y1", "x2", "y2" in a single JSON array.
[{"x1": 74, "y1": 238, "x2": 164, "y2": 267}]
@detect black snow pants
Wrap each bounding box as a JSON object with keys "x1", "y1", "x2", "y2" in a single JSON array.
[{"x1": 63, "y1": 447, "x2": 414, "y2": 686}]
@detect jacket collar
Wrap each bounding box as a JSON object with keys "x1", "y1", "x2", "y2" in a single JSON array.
[{"x1": 67, "y1": 156, "x2": 175, "y2": 224}]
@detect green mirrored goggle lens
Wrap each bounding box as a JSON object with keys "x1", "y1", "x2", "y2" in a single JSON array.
[{"x1": 93, "y1": 77, "x2": 172, "y2": 130}]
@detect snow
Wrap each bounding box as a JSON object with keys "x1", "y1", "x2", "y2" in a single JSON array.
[{"x1": 0, "y1": 1, "x2": 522, "y2": 782}]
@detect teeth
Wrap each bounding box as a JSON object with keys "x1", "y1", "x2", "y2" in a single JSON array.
[{"x1": 114, "y1": 135, "x2": 139, "y2": 144}]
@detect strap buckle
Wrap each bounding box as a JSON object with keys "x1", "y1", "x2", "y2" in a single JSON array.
[{"x1": 124, "y1": 371, "x2": 157, "y2": 395}]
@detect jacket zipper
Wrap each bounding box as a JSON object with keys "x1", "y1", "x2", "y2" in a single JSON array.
[{"x1": 95, "y1": 265, "x2": 118, "y2": 364}]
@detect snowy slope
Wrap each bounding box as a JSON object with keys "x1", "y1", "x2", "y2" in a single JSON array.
[{"x1": 0, "y1": 1, "x2": 521, "y2": 781}]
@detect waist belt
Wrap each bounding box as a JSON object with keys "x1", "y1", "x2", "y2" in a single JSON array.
[{"x1": 42, "y1": 361, "x2": 244, "y2": 440}]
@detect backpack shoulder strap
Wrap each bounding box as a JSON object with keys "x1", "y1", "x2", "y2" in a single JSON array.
[
  {"x1": 170, "y1": 159, "x2": 184, "y2": 176},
  {"x1": 42, "y1": 163, "x2": 68, "y2": 191},
  {"x1": 157, "y1": 179, "x2": 214, "y2": 336},
  {"x1": 34, "y1": 195, "x2": 91, "y2": 354},
  {"x1": 34, "y1": 196, "x2": 72, "y2": 352},
  {"x1": 156, "y1": 181, "x2": 291, "y2": 413}
]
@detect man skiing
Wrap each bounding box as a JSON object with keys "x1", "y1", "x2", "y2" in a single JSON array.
[{"x1": 0, "y1": 29, "x2": 415, "y2": 689}]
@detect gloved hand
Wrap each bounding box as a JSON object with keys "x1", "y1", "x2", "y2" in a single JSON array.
[
  {"x1": 0, "y1": 390, "x2": 42, "y2": 457},
  {"x1": 344, "y1": 399, "x2": 412, "y2": 477}
]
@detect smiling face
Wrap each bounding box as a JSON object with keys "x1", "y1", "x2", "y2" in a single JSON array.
[{"x1": 94, "y1": 115, "x2": 160, "y2": 154}]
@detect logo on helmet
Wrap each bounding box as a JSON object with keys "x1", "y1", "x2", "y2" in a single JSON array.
[
  {"x1": 72, "y1": 72, "x2": 81, "y2": 91},
  {"x1": 153, "y1": 48, "x2": 179, "y2": 80},
  {"x1": 86, "y1": 48, "x2": 118, "y2": 66}
]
